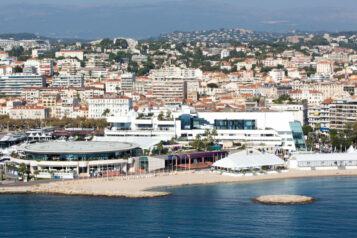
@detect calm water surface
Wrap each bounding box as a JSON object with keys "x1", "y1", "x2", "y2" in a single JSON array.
[{"x1": 1, "y1": 176, "x2": 357, "y2": 237}]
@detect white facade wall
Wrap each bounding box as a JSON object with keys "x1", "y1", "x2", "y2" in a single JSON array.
[{"x1": 88, "y1": 97, "x2": 133, "y2": 118}]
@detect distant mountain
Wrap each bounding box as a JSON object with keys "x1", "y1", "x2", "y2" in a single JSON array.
[
  {"x1": 148, "y1": 28, "x2": 356, "y2": 43},
  {"x1": 0, "y1": 33, "x2": 90, "y2": 44}
]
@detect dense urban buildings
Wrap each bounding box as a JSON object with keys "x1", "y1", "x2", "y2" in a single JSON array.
[{"x1": 1, "y1": 31, "x2": 357, "y2": 156}]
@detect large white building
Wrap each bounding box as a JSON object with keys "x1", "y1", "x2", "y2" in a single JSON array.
[
  {"x1": 120, "y1": 73, "x2": 135, "y2": 91},
  {"x1": 289, "y1": 150, "x2": 357, "y2": 170},
  {"x1": 39, "y1": 59, "x2": 54, "y2": 76},
  {"x1": 316, "y1": 61, "x2": 334, "y2": 75},
  {"x1": 105, "y1": 79, "x2": 121, "y2": 93},
  {"x1": 269, "y1": 69, "x2": 285, "y2": 82},
  {"x1": 88, "y1": 95, "x2": 133, "y2": 118},
  {"x1": 55, "y1": 50, "x2": 84, "y2": 60},
  {"x1": 9, "y1": 105, "x2": 49, "y2": 119},
  {"x1": 150, "y1": 66, "x2": 202, "y2": 80},
  {"x1": 105, "y1": 106, "x2": 307, "y2": 152}
]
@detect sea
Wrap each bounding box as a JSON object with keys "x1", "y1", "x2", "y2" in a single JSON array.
[{"x1": 1, "y1": 176, "x2": 357, "y2": 237}]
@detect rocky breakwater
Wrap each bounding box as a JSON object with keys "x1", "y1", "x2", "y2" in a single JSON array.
[{"x1": 252, "y1": 194, "x2": 315, "y2": 204}]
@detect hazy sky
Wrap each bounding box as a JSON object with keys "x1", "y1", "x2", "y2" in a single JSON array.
[{"x1": 1, "y1": 0, "x2": 357, "y2": 39}]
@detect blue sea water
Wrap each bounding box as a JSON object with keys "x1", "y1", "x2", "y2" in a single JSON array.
[{"x1": 1, "y1": 176, "x2": 357, "y2": 238}]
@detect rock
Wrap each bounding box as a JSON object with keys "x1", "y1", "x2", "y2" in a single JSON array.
[{"x1": 252, "y1": 194, "x2": 315, "y2": 204}]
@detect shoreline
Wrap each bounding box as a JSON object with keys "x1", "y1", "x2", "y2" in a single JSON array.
[{"x1": 1, "y1": 169, "x2": 357, "y2": 198}]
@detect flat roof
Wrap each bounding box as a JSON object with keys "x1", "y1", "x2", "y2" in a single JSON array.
[
  {"x1": 293, "y1": 153, "x2": 357, "y2": 162},
  {"x1": 21, "y1": 141, "x2": 139, "y2": 155}
]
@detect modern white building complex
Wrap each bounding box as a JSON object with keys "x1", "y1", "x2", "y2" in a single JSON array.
[{"x1": 105, "y1": 106, "x2": 307, "y2": 152}]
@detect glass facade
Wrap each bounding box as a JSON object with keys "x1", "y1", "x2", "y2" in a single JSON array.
[
  {"x1": 25, "y1": 150, "x2": 137, "y2": 161},
  {"x1": 214, "y1": 120, "x2": 256, "y2": 130},
  {"x1": 179, "y1": 115, "x2": 210, "y2": 130},
  {"x1": 179, "y1": 115, "x2": 256, "y2": 131},
  {"x1": 114, "y1": 122, "x2": 131, "y2": 130},
  {"x1": 139, "y1": 157, "x2": 149, "y2": 171},
  {"x1": 289, "y1": 121, "x2": 307, "y2": 151}
]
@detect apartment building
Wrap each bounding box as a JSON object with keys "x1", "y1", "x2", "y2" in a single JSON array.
[
  {"x1": 316, "y1": 61, "x2": 334, "y2": 75},
  {"x1": 299, "y1": 82, "x2": 346, "y2": 98},
  {"x1": 9, "y1": 105, "x2": 49, "y2": 119},
  {"x1": 52, "y1": 76, "x2": 84, "y2": 87},
  {"x1": 150, "y1": 66, "x2": 202, "y2": 80},
  {"x1": 0, "y1": 74, "x2": 45, "y2": 96},
  {"x1": 269, "y1": 69, "x2": 285, "y2": 82},
  {"x1": 329, "y1": 98, "x2": 357, "y2": 130},
  {"x1": 133, "y1": 76, "x2": 152, "y2": 95},
  {"x1": 152, "y1": 79, "x2": 187, "y2": 101},
  {"x1": 105, "y1": 79, "x2": 121, "y2": 93},
  {"x1": 55, "y1": 50, "x2": 84, "y2": 60},
  {"x1": 88, "y1": 95, "x2": 133, "y2": 118},
  {"x1": 120, "y1": 73, "x2": 136, "y2": 91},
  {"x1": 308, "y1": 98, "x2": 357, "y2": 130},
  {"x1": 39, "y1": 59, "x2": 54, "y2": 76},
  {"x1": 289, "y1": 90, "x2": 323, "y2": 105}
]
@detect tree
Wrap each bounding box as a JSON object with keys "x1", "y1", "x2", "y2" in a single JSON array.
[
  {"x1": 302, "y1": 125, "x2": 313, "y2": 136},
  {"x1": 204, "y1": 129, "x2": 210, "y2": 137},
  {"x1": 314, "y1": 123, "x2": 321, "y2": 131},
  {"x1": 191, "y1": 134, "x2": 204, "y2": 151},
  {"x1": 102, "y1": 108, "x2": 110, "y2": 116},
  {"x1": 18, "y1": 163, "x2": 29, "y2": 181},
  {"x1": 8, "y1": 46, "x2": 24, "y2": 57},
  {"x1": 207, "y1": 83, "x2": 218, "y2": 88},
  {"x1": 157, "y1": 141, "x2": 164, "y2": 154},
  {"x1": 158, "y1": 111, "x2": 164, "y2": 121},
  {"x1": 166, "y1": 110, "x2": 171, "y2": 119},
  {"x1": 14, "y1": 65, "x2": 23, "y2": 73},
  {"x1": 99, "y1": 38, "x2": 113, "y2": 51},
  {"x1": 114, "y1": 39, "x2": 128, "y2": 49},
  {"x1": 211, "y1": 128, "x2": 218, "y2": 142}
]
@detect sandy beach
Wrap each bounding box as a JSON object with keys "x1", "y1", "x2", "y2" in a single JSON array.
[{"x1": 1, "y1": 169, "x2": 357, "y2": 198}]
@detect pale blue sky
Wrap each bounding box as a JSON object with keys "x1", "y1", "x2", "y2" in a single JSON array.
[{"x1": 0, "y1": 0, "x2": 356, "y2": 39}]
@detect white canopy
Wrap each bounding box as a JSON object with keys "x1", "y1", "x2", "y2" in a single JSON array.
[
  {"x1": 212, "y1": 153, "x2": 284, "y2": 170},
  {"x1": 347, "y1": 145, "x2": 357, "y2": 154}
]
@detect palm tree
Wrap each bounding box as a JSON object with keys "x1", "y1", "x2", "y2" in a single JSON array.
[
  {"x1": 211, "y1": 128, "x2": 218, "y2": 142},
  {"x1": 204, "y1": 129, "x2": 210, "y2": 137},
  {"x1": 18, "y1": 163, "x2": 29, "y2": 181},
  {"x1": 102, "y1": 108, "x2": 110, "y2": 117},
  {"x1": 157, "y1": 141, "x2": 164, "y2": 154},
  {"x1": 166, "y1": 110, "x2": 172, "y2": 119},
  {"x1": 158, "y1": 111, "x2": 164, "y2": 121}
]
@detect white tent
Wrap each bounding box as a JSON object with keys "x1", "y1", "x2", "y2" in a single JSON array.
[
  {"x1": 212, "y1": 153, "x2": 284, "y2": 170},
  {"x1": 347, "y1": 145, "x2": 357, "y2": 154}
]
